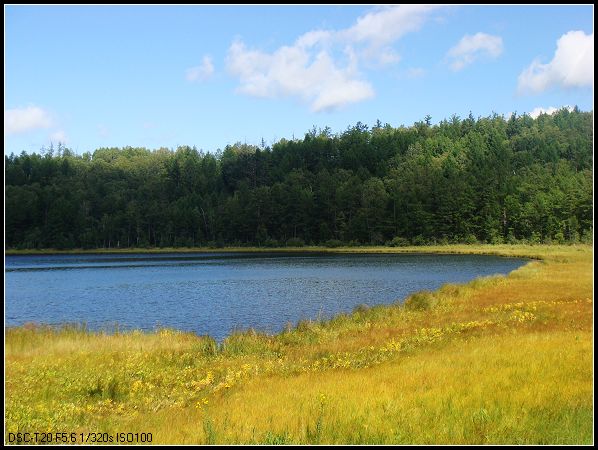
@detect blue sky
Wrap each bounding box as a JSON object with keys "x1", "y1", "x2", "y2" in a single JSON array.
[{"x1": 4, "y1": 5, "x2": 594, "y2": 155}]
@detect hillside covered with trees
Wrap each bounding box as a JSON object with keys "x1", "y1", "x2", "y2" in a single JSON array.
[{"x1": 5, "y1": 108, "x2": 593, "y2": 250}]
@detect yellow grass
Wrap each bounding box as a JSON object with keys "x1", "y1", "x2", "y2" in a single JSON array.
[{"x1": 4, "y1": 244, "x2": 593, "y2": 444}]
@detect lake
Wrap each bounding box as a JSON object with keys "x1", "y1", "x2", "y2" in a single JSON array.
[{"x1": 5, "y1": 252, "x2": 527, "y2": 341}]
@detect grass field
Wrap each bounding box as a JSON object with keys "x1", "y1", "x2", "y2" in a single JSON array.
[{"x1": 4, "y1": 244, "x2": 593, "y2": 444}]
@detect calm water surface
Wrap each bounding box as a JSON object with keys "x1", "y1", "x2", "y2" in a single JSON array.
[{"x1": 5, "y1": 252, "x2": 526, "y2": 341}]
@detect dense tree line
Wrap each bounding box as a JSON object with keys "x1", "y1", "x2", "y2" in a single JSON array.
[{"x1": 5, "y1": 108, "x2": 593, "y2": 249}]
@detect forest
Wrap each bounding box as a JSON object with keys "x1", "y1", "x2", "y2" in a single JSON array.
[{"x1": 4, "y1": 108, "x2": 593, "y2": 250}]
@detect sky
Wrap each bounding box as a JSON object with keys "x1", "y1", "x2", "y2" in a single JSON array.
[{"x1": 4, "y1": 4, "x2": 594, "y2": 155}]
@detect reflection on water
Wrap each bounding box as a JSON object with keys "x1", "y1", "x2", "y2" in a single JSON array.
[{"x1": 5, "y1": 252, "x2": 526, "y2": 341}]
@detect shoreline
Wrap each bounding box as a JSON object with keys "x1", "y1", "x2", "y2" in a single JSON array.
[
  {"x1": 5, "y1": 242, "x2": 582, "y2": 259},
  {"x1": 5, "y1": 244, "x2": 578, "y2": 340}
]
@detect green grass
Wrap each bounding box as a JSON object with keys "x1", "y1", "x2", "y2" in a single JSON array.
[
  {"x1": 4, "y1": 244, "x2": 593, "y2": 444},
  {"x1": 3, "y1": 242, "x2": 580, "y2": 258}
]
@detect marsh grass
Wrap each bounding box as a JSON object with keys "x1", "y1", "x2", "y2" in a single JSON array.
[{"x1": 4, "y1": 244, "x2": 593, "y2": 444}]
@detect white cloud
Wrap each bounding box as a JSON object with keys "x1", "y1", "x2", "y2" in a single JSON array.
[
  {"x1": 406, "y1": 67, "x2": 426, "y2": 79},
  {"x1": 227, "y1": 39, "x2": 373, "y2": 112},
  {"x1": 376, "y1": 47, "x2": 401, "y2": 66},
  {"x1": 518, "y1": 30, "x2": 593, "y2": 94},
  {"x1": 343, "y1": 5, "x2": 439, "y2": 47},
  {"x1": 302, "y1": 6, "x2": 440, "y2": 66},
  {"x1": 226, "y1": 5, "x2": 442, "y2": 111},
  {"x1": 528, "y1": 105, "x2": 573, "y2": 119},
  {"x1": 49, "y1": 130, "x2": 68, "y2": 144},
  {"x1": 185, "y1": 55, "x2": 214, "y2": 82},
  {"x1": 447, "y1": 32, "x2": 503, "y2": 71},
  {"x1": 296, "y1": 30, "x2": 333, "y2": 48},
  {"x1": 4, "y1": 106, "x2": 53, "y2": 135},
  {"x1": 310, "y1": 77, "x2": 375, "y2": 113}
]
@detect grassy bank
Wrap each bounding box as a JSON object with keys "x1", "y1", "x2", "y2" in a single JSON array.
[
  {"x1": 5, "y1": 245, "x2": 593, "y2": 444},
  {"x1": 2, "y1": 243, "x2": 582, "y2": 258}
]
